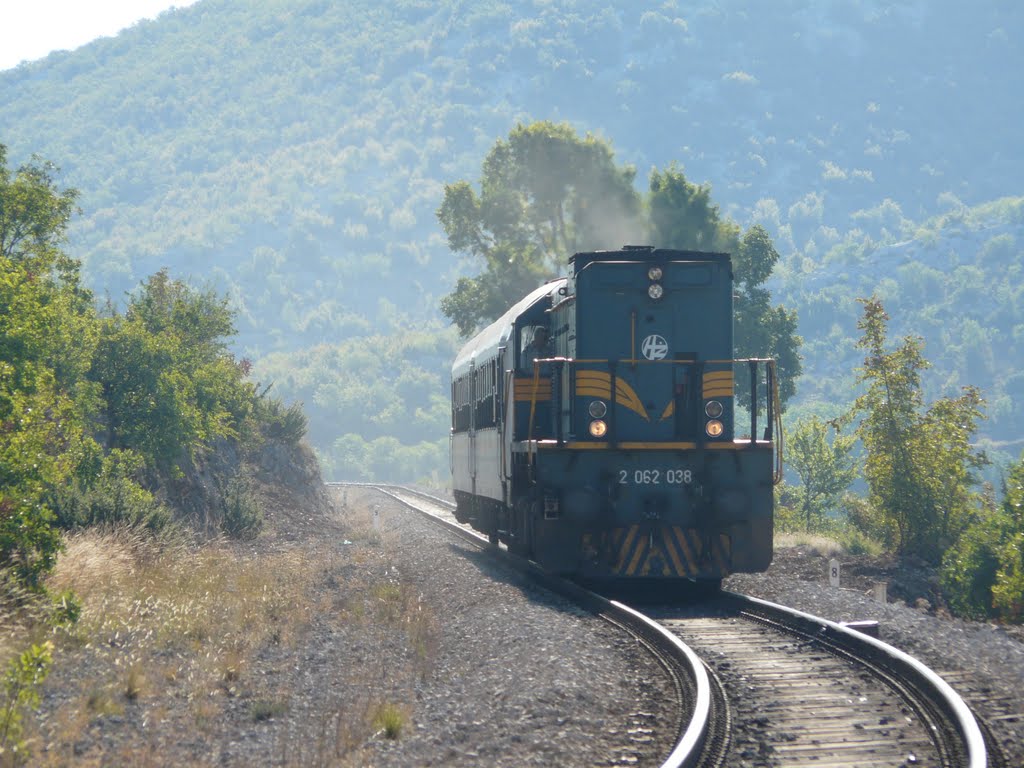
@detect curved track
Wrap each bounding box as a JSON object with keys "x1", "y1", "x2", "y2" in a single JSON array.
[
  {"x1": 336, "y1": 484, "x2": 989, "y2": 768},
  {"x1": 647, "y1": 596, "x2": 988, "y2": 767}
]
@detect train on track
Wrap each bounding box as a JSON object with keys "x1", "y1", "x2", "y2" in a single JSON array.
[{"x1": 450, "y1": 245, "x2": 781, "y2": 587}]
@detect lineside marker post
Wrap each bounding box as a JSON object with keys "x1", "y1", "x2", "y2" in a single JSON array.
[{"x1": 829, "y1": 558, "x2": 840, "y2": 588}]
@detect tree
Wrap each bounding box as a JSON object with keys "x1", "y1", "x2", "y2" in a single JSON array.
[
  {"x1": 647, "y1": 163, "x2": 739, "y2": 253},
  {"x1": 437, "y1": 121, "x2": 644, "y2": 334},
  {"x1": 943, "y1": 456, "x2": 1024, "y2": 621},
  {"x1": 992, "y1": 458, "x2": 1024, "y2": 619},
  {"x1": 732, "y1": 226, "x2": 802, "y2": 406},
  {"x1": 648, "y1": 168, "x2": 801, "y2": 404},
  {"x1": 851, "y1": 298, "x2": 986, "y2": 561},
  {"x1": 89, "y1": 270, "x2": 253, "y2": 474},
  {"x1": 0, "y1": 146, "x2": 79, "y2": 266},
  {"x1": 0, "y1": 146, "x2": 94, "y2": 587},
  {"x1": 786, "y1": 416, "x2": 857, "y2": 532},
  {"x1": 438, "y1": 127, "x2": 801, "y2": 407}
]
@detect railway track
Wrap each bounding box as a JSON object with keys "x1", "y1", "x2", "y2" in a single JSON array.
[
  {"x1": 648, "y1": 597, "x2": 990, "y2": 767},
  {"x1": 337, "y1": 484, "x2": 992, "y2": 767}
]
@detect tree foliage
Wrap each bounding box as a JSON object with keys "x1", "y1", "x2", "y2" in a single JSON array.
[
  {"x1": 90, "y1": 269, "x2": 250, "y2": 474},
  {"x1": 0, "y1": 147, "x2": 94, "y2": 587},
  {"x1": 439, "y1": 123, "x2": 802, "y2": 405},
  {"x1": 647, "y1": 164, "x2": 738, "y2": 253},
  {"x1": 786, "y1": 416, "x2": 857, "y2": 532},
  {"x1": 1, "y1": 145, "x2": 308, "y2": 589},
  {"x1": 850, "y1": 298, "x2": 986, "y2": 562},
  {"x1": 437, "y1": 121, "x2": 644, "y2": 335},
  {"x1": 942, "y1": 457, "x2": 1024, "y2": 621}
]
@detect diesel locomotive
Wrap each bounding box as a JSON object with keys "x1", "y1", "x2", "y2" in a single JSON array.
[{"x1": 450, "y1": 246, "x2": 781, "y2": 585}]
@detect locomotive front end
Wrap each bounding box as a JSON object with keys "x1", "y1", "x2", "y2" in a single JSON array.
[{"x1": 522, "y1": 246, "x2": 778, "y2": 583}]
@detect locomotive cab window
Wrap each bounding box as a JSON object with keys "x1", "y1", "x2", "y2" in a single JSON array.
[{"x1": 519, "y1": 325, "x2": 551, "y2": 371}]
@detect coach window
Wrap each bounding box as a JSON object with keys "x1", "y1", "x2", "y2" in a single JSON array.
[
  {"x1": 475, "y1": 358, "x2": 497, "y2": 429},
  {"x1": 453, "y1": 374, "x2": 472, "y2": 433}
]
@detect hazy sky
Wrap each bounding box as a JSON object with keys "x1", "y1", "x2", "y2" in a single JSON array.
[{"x1": 1, "y1": 1, "x2": 200, "y2": 71}]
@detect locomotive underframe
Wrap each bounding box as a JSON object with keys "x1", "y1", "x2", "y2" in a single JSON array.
[{"x1": 452, "y1": 434, "x2": 773, "y2": 581}]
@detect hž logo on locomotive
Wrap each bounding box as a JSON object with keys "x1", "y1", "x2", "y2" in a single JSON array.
[{"x1": 641, "y1": 334, "x2": 669, "y2": 360}]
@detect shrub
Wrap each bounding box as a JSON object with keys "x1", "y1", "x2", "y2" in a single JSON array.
[
  {"x1": 257, "y1": 397, "x2": 307, "y2": 446},
  {"x1": 371, "y1": 703, "x2": 405, "y2": 740},
  {"x1": 48, "y1": 589, "x2": 81, "y2": 628},
  {"x1": 940, "y1": 511, "x2": 1005, "y2": 620},
  {"x1": 0, "y1": 641, "x2": 53, "y2": 760},
  {"x1": 992, "y1": 532, "x2": 1024, "y2": 621},
  {"x1": 838, "y1": 527, "x2": 885, "y2": 557},
  {"x1": 51, "y1": 449, "x2": 171, "y2": 532},
  {"x1": 220, "y1": 476, "x2": 263, "y2": 540}
]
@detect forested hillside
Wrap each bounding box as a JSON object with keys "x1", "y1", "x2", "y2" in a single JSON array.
[
  {"x1": 777, "y1": 196, "x2": 1024, "y2": 471},
  {"x1": 1, "y1": 0, "x2": 1021, "y2": 479}
]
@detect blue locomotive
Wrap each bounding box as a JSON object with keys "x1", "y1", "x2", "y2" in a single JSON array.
[{"x1": 450, "y1": 246, "x2": 780, "y2": 585}]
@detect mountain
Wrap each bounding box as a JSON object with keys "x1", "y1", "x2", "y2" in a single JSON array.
[{"x1": 1, "y1": 0, "x2": 1021, "y2": 478}]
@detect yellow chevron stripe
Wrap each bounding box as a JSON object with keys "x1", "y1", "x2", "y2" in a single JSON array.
[
  {"x1": 660, "y1": 401, "x2": 674, "y2": 420},
  {"x1": 703, "y1": 371, "x2": 733, "y2": 383},
  {"x1": 674, "y1": 527, "x2": 697, "y2": 572},
  {"x1": 662, "y1": 530, "x2": 687, "y2": 577},
  {"x1": 713, "y1": 533, "x2": 731, "y2": 575},
  {"x1": 616, "y1": 380, "x2": 649, "y2": 421},
  {"x1": 703, "y1": 372, "x2": 733, "y2": 399},
  {"x1": 576, "y1": 371, "x2": 649, "y2": 421},
  {"x1": 626, "y1": 534, "x2": 647, "y2": 576},
  {"x1": 703, "y1": 387, "x2": 733, "y2": 398},
  {"x1": 615, "y1": 526, "x2": 639, "y2": 572}
]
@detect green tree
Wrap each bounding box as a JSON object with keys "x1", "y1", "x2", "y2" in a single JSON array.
[
  {"x1": 732, "y1": 226, "x2": 802, "y2": 406},
  {"x1": 786, "y1": 416, "x2": 857, "y2": 532},
  {"x1": 940, "y1": 462, "x2": 1024, "y2": 623},
  {"x1": 0, "y1": 147, "x2": 95, "y2": 587},
  {"x1": 648, "y1": 168, "x2": 801, "y2": 405},
  {"x1": 0, "y1": 146, "x2": 78, "y2": 267},
  {"x1": 439, "y1": 127, "x2": 800, "y2": 407},
  {"x1": 647, "y1": 163, "x2": 739, "y2": 253},
  {"x1": 851, "y1": 298, "x2": 986, "y2": 561},
  {"x1": 89, "y1": 270, "x2": 253, "y2": 474},
  {"x1": 437, "y1": 121, "x2": 643, "y2": 335}
]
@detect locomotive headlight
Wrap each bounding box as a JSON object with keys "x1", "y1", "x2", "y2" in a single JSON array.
[
  {"x1": 647, "y1": 266, "x2": 663, "y2": 281},
  {"x1": 648, "y1": 283, "x2": 664, "y2": 300},
  {"x1": 705, "y1": 419, "x2": 724, "y2": 437},
  {"x1": 588, "y1": 400, "x2": 607, "y2": 418},
  {"x1": 589, "y1": 419, "x2": 608, "y2": 437},
  {"x1": 704, "y1": 400, "x2": 724, "y2": 418}
]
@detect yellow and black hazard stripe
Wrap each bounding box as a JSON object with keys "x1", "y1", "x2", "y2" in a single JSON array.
[{"x1": 605, "y1": 526, "x2": 731, "y2": 577}]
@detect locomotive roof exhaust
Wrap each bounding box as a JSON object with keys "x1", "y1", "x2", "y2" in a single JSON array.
[{"x1": 568, "y1": 246, "x2": 731, "y2": 274}]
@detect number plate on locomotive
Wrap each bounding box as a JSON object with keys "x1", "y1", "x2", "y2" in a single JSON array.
[{"x1": 618, "y1": 469, "x2": 692, "y2": 485}]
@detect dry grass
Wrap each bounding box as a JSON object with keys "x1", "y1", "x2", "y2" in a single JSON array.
[
  {"x1": 2, "y1": 497, "x2": 441, "y2": 767},
  {"x1": 775, "y1": 531, "x2": 845, "y2": 557},
  {"x1": 1, "y1": 525, "x2": 325, "y2": 765}
]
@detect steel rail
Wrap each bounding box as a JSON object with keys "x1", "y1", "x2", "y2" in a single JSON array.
[
  {"x1": 721, "y1": 591, "x2": 988, "y2": 768},
  {"x1": 339, "y1": 482, "x2": 712, "y2": 768}
]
